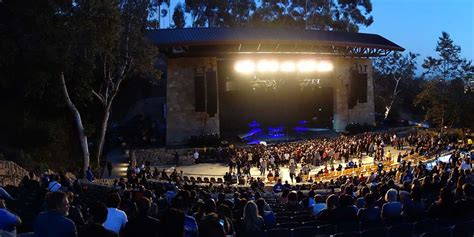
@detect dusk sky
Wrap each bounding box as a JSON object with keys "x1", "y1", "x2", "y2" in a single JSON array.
[
  {"x1": 165, "y1": 0, "x2": 473, "y2": 74},
  {"x1": 360, "y1": 0, "x2": 473, "y2": 73}
]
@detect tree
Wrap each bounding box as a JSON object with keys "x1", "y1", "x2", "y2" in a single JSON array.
[
  {"x1": 65, "y1": 0, "x2": 158, "y2": 173},
  {"x1": 0, "y1": 0, "x2": 158, "y2": 176},
  {"x1": 184, "y1": 0, "x2": 227, "y2": 27},
  {"x1": 416, "y1": 32, "x2": 474, "y2": 130},
  {"x1": 229, "y1": 0, "x2": 257, "y2": 26},
  {"x1": 149, "y1": 0, "x2": 170, "y2": 29},
  {"x1": 0, "y1": 0, "x2": 98, "y2": 172},
  {"x1": 307, "y1": 0, "x2": 374, "y2": 32},
  {"x1": 373, "y1": 52, "x2": 418, "y2": 120},
  {"x1": 251, "y1": 0, "x2": 373, "y2": 32},
  {"x1": 172, "y1": 2, "x2": 186, "y2": 28},
  {"x1": 422, "y1": 32, "x2": 467, "y2": 80},
  {"x1": 185, "y1": 0, "x2": 208, "y2": 27}
]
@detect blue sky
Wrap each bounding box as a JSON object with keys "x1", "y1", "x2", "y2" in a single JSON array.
[
  {"x1": 164, "y1": 0, "x2": 473, "y2": 73},
  {"x1": 360, "y1": 0, "x2": 473, "y2": 73}
]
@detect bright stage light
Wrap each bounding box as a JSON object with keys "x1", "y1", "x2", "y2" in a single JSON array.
[
  {"x1": 297, "y1": 60, "x2": 318, "y2": 73},
  {"x1": 280, "y1": 61, "x2": 296, "y2": 72},
  {"x1": 257, "y1": 60, "x2": 279, "y2": 72},
  {"x1": 317, "y1": 61, "x2": 334, "y2": 72},
  {"x1": 234, "y1": 60, "x2": 255, "y2": 74},
  {"x1": 235, "y1": 59, "x2": 333, "y2": 74}
]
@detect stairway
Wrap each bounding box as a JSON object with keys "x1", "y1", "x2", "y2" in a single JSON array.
[{"x1": 101, "y1": 148, "x2": 130, "y2": 179}]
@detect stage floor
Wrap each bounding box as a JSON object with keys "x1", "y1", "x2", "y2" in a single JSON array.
[{"x1": 155, "y1": 146, "x2": 406, "y2": 183}]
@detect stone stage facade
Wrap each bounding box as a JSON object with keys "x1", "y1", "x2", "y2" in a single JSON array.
[{"x1": 148, "y1": 28, "x2": 403, "y2": 145}]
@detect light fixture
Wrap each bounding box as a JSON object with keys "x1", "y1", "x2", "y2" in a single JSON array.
[
  {"x1": 234, "y1": 59, "x2": 333, "y2": 74},
  {"x1": 234, "y1": 60, "x2": 255, "y2": 74},
  {"x1": 280, "y1": 61, "x2": 296, "y2": 72},
  {"x1": 297, "y1": 60, "x2": 318, "y2": 73},
  {"x1": 257, "y1": 60, "x2": 279, "y2": 73},
  {"x1": 317, "y1": 61, "x2": 334, "y2": 72}
]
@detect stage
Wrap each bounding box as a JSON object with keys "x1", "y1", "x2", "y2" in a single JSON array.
[{"x1": 221, "y1": 125, "x2": 339, "y2": 146}]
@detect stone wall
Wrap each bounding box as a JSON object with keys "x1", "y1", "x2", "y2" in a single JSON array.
[
  {"x1": 0, "y1": 160, "x2": 29, "y2": 186},
  {"x1": 333, "y1": 58, "x2": 375, "y2": 132},
  {"x1": 166, "y1": 57, "x2": 220, "y2": 145},
  {"x1": 134, "y1": 148, "x2": 195, "y2": 166},
  {"x1": 166, "y1": 57, "x2": 375, "y2": 141}
]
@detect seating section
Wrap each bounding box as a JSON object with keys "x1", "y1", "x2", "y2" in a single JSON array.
[{"x1": 260, "y1": 197, "x2": 474, "y2": 237}]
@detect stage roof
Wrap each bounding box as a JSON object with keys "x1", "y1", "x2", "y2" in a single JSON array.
[{"x1": 147, "y1": 28, "x2": 404, "y2": 57}]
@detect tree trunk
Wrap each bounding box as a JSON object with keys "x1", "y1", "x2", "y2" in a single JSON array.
[
  {"x1": 384, "y1": 76, "x2": 402, "y2": 120},
  {"x1": 60, "y1": 72, "x2": 90, "y2": 178},
  {"x1": 94, "y1": 104, "x2": 111, "y2": 175}
]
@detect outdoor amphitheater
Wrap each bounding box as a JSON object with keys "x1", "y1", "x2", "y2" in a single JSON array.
[{"x1": 1, "y1": 1, "x2": 474, "y2": 237}]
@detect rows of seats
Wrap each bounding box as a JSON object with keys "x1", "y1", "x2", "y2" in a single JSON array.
[
  {"x1": 261, "y1": 196, "x2": 474, "y2": 237},
  {"x1": 261, "y1": 219, "x2": 474, "y2": 237},
  {"x1": 181, "y1": 176, "x2": 224, "y2": 184}
]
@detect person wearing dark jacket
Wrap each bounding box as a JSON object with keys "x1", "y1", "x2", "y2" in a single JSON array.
[
  {"x1": 79, "y1": 201, "x2": 117, "y2": 237},
  {"x1": 122, "y1": 197, "x2": 161, "y2": 237},
  {"x1": 332, "y1": 194, "x2": 358, "y2": 223},
  {"x1": 34, "y1": 191, "x2": 77, "y2": 237}
]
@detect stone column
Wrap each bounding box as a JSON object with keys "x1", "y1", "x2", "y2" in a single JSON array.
[
  {"x1": 333, "y1": 58, "x2": 375, "y2": 132},
  {"x1": 166, "y1": 57, "x2": 220, "y2": 145}
]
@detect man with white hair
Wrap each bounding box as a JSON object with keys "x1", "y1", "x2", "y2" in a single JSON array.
[{"x1": 381, "y1": 188, "x2": 402, "y2": 221}]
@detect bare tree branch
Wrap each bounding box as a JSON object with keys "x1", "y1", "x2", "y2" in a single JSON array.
[{"x1": 91, "y1": 89, "x2": 106, "y2": 105}]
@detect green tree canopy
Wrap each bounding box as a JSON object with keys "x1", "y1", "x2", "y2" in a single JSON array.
[
  {"x1": 373, "y1": 52, "x2": 420, "y2": 121},
  {"x1": 172, "y1": 2, "x2": 186, "y2": 28},
  {"x1": 416, "y1": 32, "x2": 474, "y2": 129},
  {"x1": 183, "y1": 0, "x2": 372, "y2": 31}
]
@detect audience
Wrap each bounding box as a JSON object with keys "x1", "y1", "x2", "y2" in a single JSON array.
[
  {"x1": 1, "y1": 131, "x2": 473, "y2": 236},
  {"x1": 122, "y1": 197, "x2": 160, "y2": 237},
  {"x1": 78, "y1": 201, "x2": 117, "y2": 237},
  {"x1": 381, "y1": 188, "x2": 402, "y2": 222},
  {"x1": 103, "y1": 193, "x2": 128, "y2": 234},
  {"x1": 240, "y1": 201, "x2": 265, "y2": 237},
  {"x1": 256, "y1": 198, "x2": 275, "y2": 227},
  {"x1": 0, "y1": 198, "x2": 21, "y2": 236},
  {"x1": 34, "y1": 191, "x2": 77, "y2": 237},
  {"x1": 161, "y1": 208, "x2": 185, "y2": 237},
  {"x1": 357, "y1": 193, "x2": 381, "y2": 224}
]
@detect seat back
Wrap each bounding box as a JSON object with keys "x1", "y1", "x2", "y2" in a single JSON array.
[
  {"x1": 387, "y1": 223, "x2": 414, "y2": 237},
  {"x1": 265, "y1": 228, "x2": 291, "y2": 237},
  {"x1": 336, "y1": 222, "x2": 359, "y2": 233},
  {"x1": 291, "y1": 226, "x2": 317, "y2": 237},
  {"x1": 453, "y1": 220, "x2": 474, "y2": 237},
  {"x1": 421, "y1": 225, "x2": 453, "y2": 237},
  {"x1": 360, "y1": 227, "x2": 386, "y2": 237},
  {"x1": 276, "y1": 221, "x2": 300, "y2": 229},
  {"x1": 316, "y1": 224, "x2": 335, "y2": 235},
  {"x1": 334, "y1": 231, "x2": 361, "y2": 237}
]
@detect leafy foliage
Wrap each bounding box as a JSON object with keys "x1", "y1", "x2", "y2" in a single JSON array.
[
  {"x1": 416, "y1": 32, "x2": 474, "y2": 129},
  {"x1": 183, "y1": 0, "x2": 372, "y2": 31},
  {"x1": 373, "y1": 52, "x2": 421, "y2": 122},
  {"x1": 0, "y1": 0, "x2": 158, "y2": 172},
  {"x1": 172, "y1": 2, "x2": 186, "y2": 28}
]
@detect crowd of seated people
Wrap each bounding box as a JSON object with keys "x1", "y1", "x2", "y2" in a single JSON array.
[{"x1": 0, "y1": 131, "x2": 472, "y2": 237}]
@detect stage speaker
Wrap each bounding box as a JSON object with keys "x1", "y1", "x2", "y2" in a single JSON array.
[
  {"x1": 206, "y1": 70, "x2": 218, "y2": 117},
  {"x1": 357, "y1": 73, "x2": 368, "y2": 103},
  {"x1": 194, "y1": 75, "x2": 206, "y2": 112},
  {"x1": 349, "y1": 70, "x2": 368, "y2": 108},
  {"x1": 348, "y1": 70, "x2": 358, "y2": 109}
]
